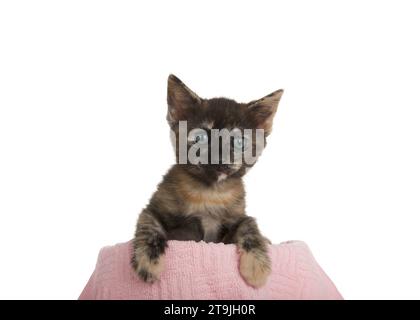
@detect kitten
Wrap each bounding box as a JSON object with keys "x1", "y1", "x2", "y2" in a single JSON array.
[{"x1": 132, "y1": 75, "x2": 283, "y2": 288}]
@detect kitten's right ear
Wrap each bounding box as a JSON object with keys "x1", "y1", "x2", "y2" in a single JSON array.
[{"x1": 167, "y1": 74, "x2": 202, "y2": 126}]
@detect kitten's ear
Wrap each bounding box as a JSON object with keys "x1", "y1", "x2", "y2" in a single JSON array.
[
  {"x1": 167, "y1": 74, "x2": 202, "y2": 126},
  {"x1": 247, "y1": 89, "x2": 284, "y2": 135}
]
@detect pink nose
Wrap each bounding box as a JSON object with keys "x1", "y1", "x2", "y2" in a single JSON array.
[{"x1": 214, "y1": 164, "x2": 230, "y2": 173}]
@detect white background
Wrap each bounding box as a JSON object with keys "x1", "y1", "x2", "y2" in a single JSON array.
[{"x1": 0, "y1": 1, "x2": 419, "y2": 299}]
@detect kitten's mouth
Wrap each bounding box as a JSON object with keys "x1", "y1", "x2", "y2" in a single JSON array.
[
  {"x1": 213, "y1": 164, "x2": 240, "y2": 182},
  {"x1": 193, "y1": 164, "x2": 240, "y2": 183},
  {"x1": 213, "y1": 164, "x2": 231, "y2": 174}
]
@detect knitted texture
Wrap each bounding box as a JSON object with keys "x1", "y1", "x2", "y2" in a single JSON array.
[{"x1": 79, "y1": 240, "x2": 342, "y2": 300}]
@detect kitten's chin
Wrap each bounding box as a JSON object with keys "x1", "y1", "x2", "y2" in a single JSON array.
[
  {"x1": 216, "y1": 172, "x2": 228, "y2": 183},
  {"x1": 179, "y1": 164, "x2": 245, "y2": 186}
]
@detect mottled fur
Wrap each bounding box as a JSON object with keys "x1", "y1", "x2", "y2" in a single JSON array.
[{"x1": 132, "y1": 75, "x2": 283, "y2": 287}]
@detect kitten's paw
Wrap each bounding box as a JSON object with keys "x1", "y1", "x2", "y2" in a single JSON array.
[
  {"x1": 132, "y1": 253, "x2": 165, "y2": 284},
  {"x1": 239, "y1": 249, "x2": 271, "y2": 288}
]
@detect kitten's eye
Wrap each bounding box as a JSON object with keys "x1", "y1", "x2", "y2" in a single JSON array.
[
  {"x1": 233, "y1": 136, "x2": 248, "y2": 151},
  {"x1": 195, "y1": 133, "x2": 208, "y2": 143},
  {"x1": 189, "y1": 129, "x2": 208, "y2": 144}
]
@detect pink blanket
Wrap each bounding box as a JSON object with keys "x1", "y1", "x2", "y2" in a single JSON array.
[{"x1": 79, "y1": 240, "x2": 342, "y2": 300}]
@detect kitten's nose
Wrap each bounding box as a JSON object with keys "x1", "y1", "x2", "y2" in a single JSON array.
[{"x1": 214, "y1": 164, "x2": 230, "y2": 173}]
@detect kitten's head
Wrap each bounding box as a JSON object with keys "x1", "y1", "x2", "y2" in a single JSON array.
[{"x1": 167, "y1": 74, "x2": 283, "y2": 185}]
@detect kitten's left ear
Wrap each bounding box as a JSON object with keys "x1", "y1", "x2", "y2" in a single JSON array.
[
  {"x1": 167, "y1": 74, "x2": 202, "y2": 126},
  {"x1": 247, "y1": 89, "x2": 284, "y2": 135}
]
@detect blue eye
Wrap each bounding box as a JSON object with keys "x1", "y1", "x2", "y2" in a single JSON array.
[
  {"x1": 233, "y1": 137, "x2": 248, "y2": 150},
  {"x1": 190, "y1": 130, "x2": 208, "y2": 144},
  {"x1": 196, "y1": 133, "x2": 207, "y2": 143}
]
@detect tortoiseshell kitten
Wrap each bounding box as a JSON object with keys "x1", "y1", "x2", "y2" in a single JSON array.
[{"x1": 132, "y1": 75, "x2": 283, "y2": 288}]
